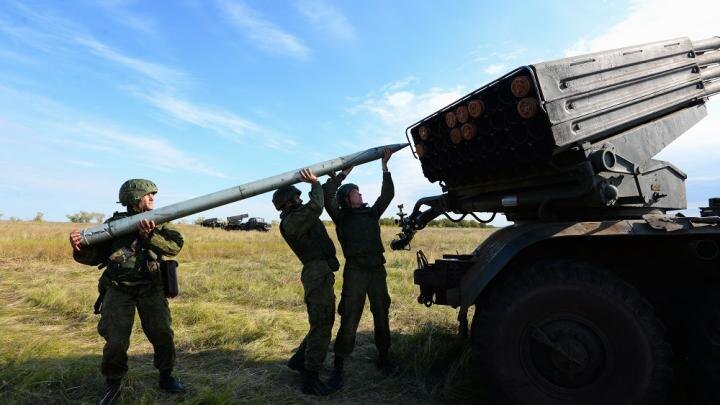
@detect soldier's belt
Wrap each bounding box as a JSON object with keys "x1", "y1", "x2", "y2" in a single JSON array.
[{"x1": 112, "y1": 279, "x2": 153, "y2": 287}]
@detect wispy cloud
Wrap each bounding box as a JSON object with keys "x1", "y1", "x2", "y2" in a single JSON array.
[
  {"x1": 350, "y1": 78, "x2": 464, "y2": 126},
  {"x1": 93, "y1": 0, "x2": 159, "y2": 37},
  {"x1": 65, "y1": 159, "x2": 97, "y2": 168},
  {"x1": 471, "y1": 47, "x2": 527, "y2": 63},
  {"x1": 75, "y1": 37, "x2": 189, "y2": 89},
  {"x1": 294, "y1": 0, "x2": 355, "y2": 41},
  {"x1": 461, "y1": 45, "x2": 528, "y2": 74},
  {"x1": 564, "y1": 0, "x2": 719, "y2": 56},
  {"x1": 216, "y1": 0, "x2": 310, "y2": 59},
  {"x1": 0, "y1": 2, "x2": 292, "y2": 148},
  {"x1": 483, "y1": 63, "x2": 506, "y2": 75},
  {"x1": 137, "y1": 92, "x2": 261, "y2": 142},
  {"x1": 0, "y1": 84, "x2": 228, "y2": 179},
  {"x1": 344, "y1": 79, "x2": 466, "y2": 219},
  {"x1": 73, "y1": 122, "x2": 229, "y2": 178}
]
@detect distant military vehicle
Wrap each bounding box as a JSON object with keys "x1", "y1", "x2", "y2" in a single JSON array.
[
  {"x1": 224, "y1": 214, "x2": 249, "y2": 230},
  {"x1": 224, "y1": 215, "x2": 271, "y2": 232},
  {"x1": 242, "y1": 217, "x2": 271, "y2": 232},
  {"x1": 392, "y1": 36, "x2": 720, "y2": 404},
  {"x1": 200, "y1": 217, "x2": 226, "y2": 228}
]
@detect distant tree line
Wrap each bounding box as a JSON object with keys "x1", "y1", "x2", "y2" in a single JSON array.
[
  {"x1": 0, "y1": 212, "x2": 44, "y2": 222},
  {"x1": 67, "y1": 211, "x2": 106, "y2": 223}
]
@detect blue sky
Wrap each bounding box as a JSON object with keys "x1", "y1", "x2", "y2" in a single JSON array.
[{"x1": 0, "y1": 0, "x2": 718, "y2": 225}]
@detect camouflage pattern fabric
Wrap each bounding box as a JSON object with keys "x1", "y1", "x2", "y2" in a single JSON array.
[
  {"x1": 98, "y1": 282, "x2": 174, "y2": 379},
  {"x1": 73, "y1": 209, "x2": 183, "y2": 379},
  {"x1": 333, "y1": 259, "x2": 391, "y2": 358},
  {"x1": 323, "y1": 172, "x2": 395, "y2": 358},
  {"x1": 301, "y1": 262, "x2": 336, "y2": 371},
  {"x1": 118, "y1": 179, "x2": 158, "y2": 207},
  {"x1": 279, "y1": 181, "x2": 338, "y2": 372}
]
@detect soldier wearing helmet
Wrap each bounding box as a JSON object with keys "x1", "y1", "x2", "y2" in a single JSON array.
[
  {"x1": 322, "y1": 148, "x2": 397, "y2": 390},
  {"x1": 68, "y1": 179, "x2": 185, "y2": 404},
  {"x1": 273, "y1": 169, "x2": 340, "y2": 396}
]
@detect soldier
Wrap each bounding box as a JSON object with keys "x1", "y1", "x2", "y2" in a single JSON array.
[
  {"x1": 323, "y1": 149, "x2": 396, "y2": 389},
  {"x1": 68, "y1": 179, "x2": 185, "y2": 405},
  {"x1": 273, "y1": 168, "x2": 339, "y2": 396}
]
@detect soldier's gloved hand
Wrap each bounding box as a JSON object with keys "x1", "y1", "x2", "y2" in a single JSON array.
[
  {"x1": 299, "y1": 168, "x2": 318, "y2": 184},
  {"x1": 137, "y1": 219, "x2": 156, "y2": 239},
  {"x1": 382, "y1": 148, "x2": 393, "y2": 172},
  {"x1": 329, "y1": 166, "x2": 352, "y2": 180},
  {"x1": 69, "y1": 229, "x2": 84, "y2": 252}
]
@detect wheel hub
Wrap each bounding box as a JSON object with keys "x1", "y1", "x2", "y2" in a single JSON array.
[{"x1": 525, "y1": 317, "x2": 608, "y2": 389}]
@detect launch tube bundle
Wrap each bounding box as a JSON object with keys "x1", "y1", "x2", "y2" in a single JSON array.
[{"x1": 405, "y1": 36, "x2": 720, "y2": 222}]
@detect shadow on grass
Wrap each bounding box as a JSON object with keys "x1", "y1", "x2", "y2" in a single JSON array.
[{"x1": 0, "y1": 326, "x2": 485, "y2": 405}]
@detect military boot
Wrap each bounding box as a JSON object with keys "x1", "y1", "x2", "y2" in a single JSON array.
[
  {"x1": 327, "y1": 356, "x2": 344, "y2": 390},
  {"x1": 286, "y1": 341, "x2": 306, "y2": 373},
  {"x1": 99, "y1": 378, "x2": 121, "y2": 405},
  {"x1": 301, "y1": 369, "x2": 336, "y2": 396},
  {"x1": 377, "y1": 351, "x2": 399, "y2": 377},
  {"x1": 158, "y1": 370, "x2": 186, "y2": 393}
]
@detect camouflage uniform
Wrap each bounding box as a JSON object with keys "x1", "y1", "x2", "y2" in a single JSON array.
[
  {"x1": 279, "y1": 182, "x2": 339, "y2": 372},
  {"x1": 73, "y1": 211, "x2": 184, "y2": 380},
  {"x1": 324, "y1": 171, "x2": 394, "y2": 359}
]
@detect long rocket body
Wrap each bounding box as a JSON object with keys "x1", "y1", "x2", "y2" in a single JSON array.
[{"x1": 80, "y1": 143, "x2": 409, "y2": 246}]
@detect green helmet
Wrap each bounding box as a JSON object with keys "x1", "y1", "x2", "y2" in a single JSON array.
[
  {"x1": 118, "y1": 179, "x2": 158, "y2": 207},
  {"x1": 337, "y1": 183, "x2": 359, "y2": 209},
  {"x1": 272, "y1": 185, "x2": 301, "y2": 210}
]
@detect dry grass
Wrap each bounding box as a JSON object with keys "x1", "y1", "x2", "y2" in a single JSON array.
[{"x1": 0, "y1": 221, "x2": 493, "y2": 404}]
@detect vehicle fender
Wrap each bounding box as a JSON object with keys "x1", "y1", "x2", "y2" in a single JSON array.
[{"x1": 460, "y1": 220, "x2": 645, "y2": 309}]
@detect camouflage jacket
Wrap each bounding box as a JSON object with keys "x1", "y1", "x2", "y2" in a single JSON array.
[
  {"x1": 323, "y1": 171, "x2": 394, "y2": 262},
  {"x1": 73, "y1": 210, "x2": 184, "y2": 283},
  {"x1": 280, "y1": 181, "x2": 338, "y2": 272}
]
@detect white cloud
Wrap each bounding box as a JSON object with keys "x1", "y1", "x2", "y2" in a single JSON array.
[
  {"x1": 294, "y1": 0, "x2": 355, "y2": 41},
  {"x1": 0, "y1": 2, "x2": 287, "y2": 148},
  {"x1": 350, "y1": 78, "x2": 464, "y2": 126},
  {"x1": 459, "y1": 46, "x2": 528, "y2": 75},
  {"x1": 483, "y1": 63, "x2": 506, "y2": 75},
  {"x1": 76, "y1": 37, "x2": 189, "y2": 89},
  {"x1": 345, "y1": 79, "x2": 479, "y2": 223},
  {"x1": 0, "y1": 84, "x2": 228, "y2": 179},
  {"x1": 94, "y1": 0, "x2": 159, "y2": 37},
  {"x1": 564, "y1": 0, "x2": 720, "y2": 209},
  {"x1": 72, "y1": 121, "x2": 230, "y2": 179},
  {"x1": 656, "y1": 99, "x2": 720, "y2": 171},
  {"x1": 216, "y1": 0, "x2": 310, "y2": 59},
  {"x1": 139, "y1": 92, "x2": 260, "y2": 140},
  {"x1": 564, "y1": 0, "x2": 719, "y2": 56},
  {"x1": 65, "y1": 159, "x2": 97, "y2": 168}
]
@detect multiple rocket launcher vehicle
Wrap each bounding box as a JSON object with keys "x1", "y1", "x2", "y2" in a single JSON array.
[{"x1": 76, "y1": 35, "x2": 720, "y2": 404}]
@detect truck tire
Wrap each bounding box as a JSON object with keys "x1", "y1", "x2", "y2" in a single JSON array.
[
  {"x1": 690, "y1": 282, "x2": 720, "y2": 405},
  {"x1": 471, "y1": 259, "x2": 671, "y2": 405}
]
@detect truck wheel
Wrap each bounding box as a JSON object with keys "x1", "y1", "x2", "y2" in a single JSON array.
[
  {"x1": 471, "y1": 259, "x2": 671, "y2": 405},
  {"x1": 690, "y1": 282, "x2": 720, "y2": 404}
]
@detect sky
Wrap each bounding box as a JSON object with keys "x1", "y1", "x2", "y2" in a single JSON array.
[{"x1": 0, "y1": 0, "x2": 718, "y2": 226}]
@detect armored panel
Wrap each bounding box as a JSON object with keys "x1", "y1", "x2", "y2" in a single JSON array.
[{"x1": 408, "y1": 36, "x2": 719, "y2": 191}]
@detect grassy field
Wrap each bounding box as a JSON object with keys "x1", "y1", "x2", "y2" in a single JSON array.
[{"x1": 0, "y1": 221, "x2": 493, "y2": 404}]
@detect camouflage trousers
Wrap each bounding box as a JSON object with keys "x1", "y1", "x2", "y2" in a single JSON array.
[
  {"x1": 334, "y1": 258, "x2": 391, "y2": 359},
  {"x1": 97, "y1": 282, "x2": 175, "y2": 379},
  {"x1": 300, "y1": 260, "x2": 336, "y2": 371}
]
